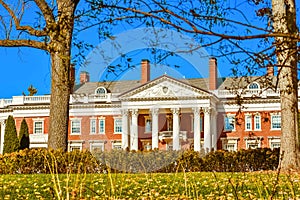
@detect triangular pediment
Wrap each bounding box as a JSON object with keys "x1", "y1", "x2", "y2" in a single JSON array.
[{"x1": 119, "y1": 75, "x2": 212, "y2": 100}]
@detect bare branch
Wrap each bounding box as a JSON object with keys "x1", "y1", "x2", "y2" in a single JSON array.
[
  {"x1": 0, "y1": 39, "x2": 47, "y2": 50},
  {"x1": 101, "y1": 4, "x2": 300, "y2": 41},
  {"x1": 33, "y1": 0, "x2": 55, "y2": 24},
  {"x1": 0, "y1": 0, "x2": 47, "y2": 37}
]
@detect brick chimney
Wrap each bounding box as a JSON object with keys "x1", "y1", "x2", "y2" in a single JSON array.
[
  {"x1": 209, "y1": 57, "x2": 218, "y2": 90},
  {"x1": 141, "y1": 59, "x2": 150, "y2": 84},
  {"x1": 80, "y1": 71, "x2": 90, "y2": 84},
  {"x1": 267, "y1": 65, "x2": 274, "y2": 76}
]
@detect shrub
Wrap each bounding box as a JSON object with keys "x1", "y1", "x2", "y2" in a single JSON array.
[
  {"x1": 3, "y1": 115, "x2": 19, "y2": 154},
  {"x1": 19, "y1": 118, "x2": 30, "y2": 150},
  {"x1": 0, "y1": 148, "x2": 279, "y2": 174},
  {"x1": 0, "y1": 149, "x2": 103, "y2": 174}
]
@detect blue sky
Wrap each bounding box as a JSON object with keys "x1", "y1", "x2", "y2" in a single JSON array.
[
  {"x1": 1, "y1": 1, "x2": 298, "y2": 99},
  {"x1": 0, "y1": 28, "x2": 232, "y2": 99}
]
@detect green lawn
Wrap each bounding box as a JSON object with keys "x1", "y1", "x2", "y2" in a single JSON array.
[{"x1": 0, "y1": 172, "x2": 299, "y2": 199}]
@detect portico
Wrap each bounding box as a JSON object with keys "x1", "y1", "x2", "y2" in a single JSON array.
[{"x1": 119, "y1": 75, "x2": 218, "y2": 152}]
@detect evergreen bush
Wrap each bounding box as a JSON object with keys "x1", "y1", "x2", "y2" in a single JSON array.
[
  {"x1": 3, "y1": 115, "x2": 19, "y2": 154},
  {"x1": 19, "y1": 118, "x2": 30, "y2": 150}
]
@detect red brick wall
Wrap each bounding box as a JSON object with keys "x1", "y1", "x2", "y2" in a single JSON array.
[
  {"x1": 68, "y1": 115, "x2": 122, "y2": 150},
  {"x1": 11, "y1": 110, "x2": 282, "y2": 151},
  {"x1": 220, "y1": 111, "x2": 281, "y2": 149},
  {"x1": 15, "y1": 117, "x2": 49, "y2": 135}
]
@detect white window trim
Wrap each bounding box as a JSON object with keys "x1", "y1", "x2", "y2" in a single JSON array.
[
  {"x1": 95, "y1": 86, "x2": 107, "y2": 95},
  {"x1": 68, "y1": 141, "x2": 83, "y2": 151},
  {"x1": 268, "y1": 136, "x2": 281, "y2": 150},
  {"x1": 244, "y1": 137, "x2": 263, "y2": 149},
  {"x1": 112, "y1": 141, "x2": 122, "y2": 150},
  {"x1": 33, "y1": 118, "x2": 45, "y2": 135},
  {"x1": 90, "y1": 118, "x2": 97, "y2": 135},
  {"x1": 98, "y1": 117, "x2": 106, "y2": 134},
  {"x1": 90, "y1": 141, "x2": 105, "y2": 152},
  {"x1": 113, "y1": 116, "x2": 122, "y2": 134},
  {"x1": 245, "y1": 114, "x2": 252, "y2": 131},
  {"x1": 254, "y1": 114, "x2": 261, "y2": 131},
  {"x1": 248, "y1": 82, "x2": 260, "y2": 90},
  {"x1": 71, "y1": 118, "x2": 82, "y2": 135},
  {"x1": 221, "y1": 137, "x2": 239, "y2": 151},
  {"x1": 270, "y1": 113, "x2": 281, "y2": 130},
  {"x1": 224, "y1": 114, "x2": 236, "y2": 132}
]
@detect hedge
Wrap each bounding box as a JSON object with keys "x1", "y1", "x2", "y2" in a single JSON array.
[{"x1": 0, "y1": 148, "x2": 280, "y2": 174}]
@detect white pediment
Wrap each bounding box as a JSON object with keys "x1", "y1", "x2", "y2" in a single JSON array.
[{"x1": 120, "y1": 76, "x2": 211, "y2": 100}]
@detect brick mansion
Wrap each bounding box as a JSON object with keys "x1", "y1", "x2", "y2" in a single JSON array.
[{"x1": 0, "y1": 58, "x2": 283, "y2": 153}]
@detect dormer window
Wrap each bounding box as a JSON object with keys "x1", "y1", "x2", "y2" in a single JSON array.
[
  {"x1": 248, "y1": 82, "x2": 260, "y2": 90},
  {"x1": 95, "y1": 87, "x2": 107, "y2": 95}
]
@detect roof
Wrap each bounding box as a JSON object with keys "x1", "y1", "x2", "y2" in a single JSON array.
[{"x1": 73, "y1": 75, "x2": 279, "y2": 95}]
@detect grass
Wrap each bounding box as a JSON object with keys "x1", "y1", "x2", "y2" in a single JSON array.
[{"x1": 0, "y1": 171, "x2": 300, "y2": 199}]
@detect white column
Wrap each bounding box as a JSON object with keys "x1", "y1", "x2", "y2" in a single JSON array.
[
  {"x1": 130, "y1": 109, "x2": 139, "y2": 151},
  {"x1": 0, "y1": 120, "x2": 5, "y2": 154},
  {"x1": 121, "y1": 109, "x2": 129, "y2": 150},
  {"x1": 171, "y1": 108, "x2": 180, "y2": 150},
  {"x1": 204, "y1": 107, "x2": 212, "y2": 153},
  {"x1": 151, "y1": 108, "x2": 159, "y2": 150},
  {"x1": 211, "y1": 108, "x2": 218, "y2": 150},
  {"x1": 193, "y1": 107, "x2": 201, "y2": 152}
]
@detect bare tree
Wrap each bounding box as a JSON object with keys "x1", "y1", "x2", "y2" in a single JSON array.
[
  {"x1": 92, "y1": 0, "x2": 300, "y2": 170},
  {"x1": 0, "y1": 0, "x2": 79, "y2": 150}
]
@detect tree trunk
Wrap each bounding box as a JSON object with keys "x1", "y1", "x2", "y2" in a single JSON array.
[
  {"x1": 48, "y1": 51, "x2": 71, "y2": 151},
  {"x1": 272, "y1": 0, "x2": 300, "y2": 170},
  {"x1": 48, "y1": 1, "x2": 78, "y2": 150}
]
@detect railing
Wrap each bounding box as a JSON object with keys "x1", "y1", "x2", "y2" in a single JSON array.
[
  {"x1": 0, "y1": 88, "x2": 297, "y2": 108},
  {"x1": 24, "y1": 95, "x2": 51, "y2": 104},
  {"x1": 0, "y1": 93, "x2": 112, "y2": 108},
  {"x1": 159, "y1": 131, "x2": 187, "y2": 141},
  {"x1": 217, "y1": 89, "x2": 281, "y2": 98}
]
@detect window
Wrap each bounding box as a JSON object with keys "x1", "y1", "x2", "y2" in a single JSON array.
[
  {"x1": 90, "y1": 119, "x2": 96, "y2": 134},
  {"x1": 112, "y1": 141, "x2": 122, "y2": 150},
  {"x1": 99, "y1": 118, "x2": 105, "y2": 134},
  {"x1": 167, "y1": 142, "x2": 173, "y2": 150},
  {"x1": 114, "y1": 117, "x2": 122, "y2": 133},
  {"x1": 245, "y1": 137, "x2": 262, "y2": 149},
  {"x1": 271, "y1": 142, "x2": 280, "y2": 149},
  {"x1": 90, "y1": 142, "x2": 104, "y2": 152},
  {"x1": 245, "y1": 115, "x2": 252, "y2": 131},
  {"x1": 248, "y1": 143, "x2": 259, "y2": 149},
  {"x1": 271, "y1": 114, "x2": 281, "y2": 130},
  {"x1": 95, "y1": 87, "x2": 107, "y2": 95},
  {"x1": 71, "y1": 119, "x2": 81, "y2": 135},
  {"x1": 144, "y1": 143, "x2": 152, "y2": 151},
  {"x1": 268, "y1": 137, "x2": 281, "y2": 150},
  {"x1": 145, "y1": 116, "x2": 152, "y2": 133},
  {"x1": 224, "y1": 115, "x2": 235, "y2": 131},
  {"x1": 221, "y1": 138, "x2": 238, "y2": 151},
  {"x1": 200, "y1": 115, "x2": 203, "y2": 132},
  {"x1": 248, "y1": 82, "x2": 259, "y2": 89},
  {"x1": 33, "y1": 120, "x2": 44, "y2": 134},
  {"x1": 167, "y1": 115, "x2": 173, "y2": 131},
  {"x1": 68, "y1": 142, "x2": 83, "y2": 151},
  {"x1": 225, "y1": 144, "x2": 236, "y2": 151},
  {"x1": 254, "y1": 115, "x2": 261, "y2": 130}
]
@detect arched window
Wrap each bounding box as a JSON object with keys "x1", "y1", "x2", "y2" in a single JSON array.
[
  {"x1": 248, "y1": 82, "x2": 260, "y2": 90},
  {"x1": 95, "y1": 87, "x2": 107, "y2": 95}
]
